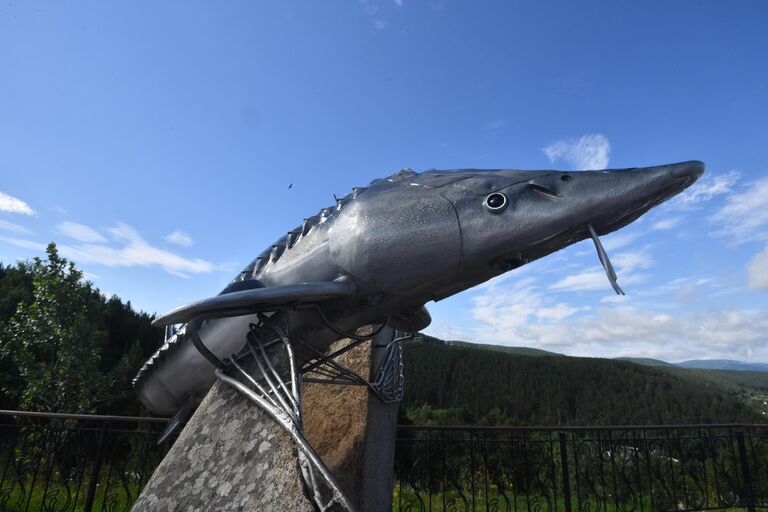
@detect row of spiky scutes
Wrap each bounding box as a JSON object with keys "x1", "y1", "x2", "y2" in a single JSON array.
[
  {"x1": 232, "y1": 185, "x2": 371, "y2": 283},
  {"x1": 133, "y1": 186, "x2": 372, "y2": 391},
  {"x1": 133, "y1": 170, "x2": 415, "y2": 394},
  {"x1": 132, "y1": 329, "x2": 180, "y2": 390},
  {"x1": 234, "y1": 168, "x2": 418, "y2": 283}
]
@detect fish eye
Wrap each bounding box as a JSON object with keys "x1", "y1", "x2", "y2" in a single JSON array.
[{"x1": 484, "y1": 192, "x2": 507, "y2": 213}]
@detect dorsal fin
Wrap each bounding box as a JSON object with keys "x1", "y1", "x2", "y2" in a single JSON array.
[{"x1": 152, "y1": 279, "x2": 355, "y2": 327}]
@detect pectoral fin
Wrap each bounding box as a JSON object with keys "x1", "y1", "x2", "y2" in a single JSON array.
[{"x1": 152, "y1": 278, "x2": 355, "y2": 327}]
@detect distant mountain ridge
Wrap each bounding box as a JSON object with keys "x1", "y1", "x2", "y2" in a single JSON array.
[
  {"x1": 617, "y1": 357, "x2": 677, "y2": 367},
  {"x1": 617, "y1": 356, "x2": 768, "y2": 373},
  {"x1": 414, "y1": 333, "x2": 561, "y2": 357},
  {"x1": 678, "y1": 359, "x2": 768, "y2": 372},
  {"x1": 420, "y1": 334, "x2": 768, "y2": 373}
]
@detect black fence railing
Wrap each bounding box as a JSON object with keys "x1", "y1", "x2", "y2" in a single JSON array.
[
  {"x1": 0, "y1": 410, "x2": 169, "y2": 512},
  {"x1": 1, "y1": 412, "x2": 767, "y2": 511},
  {"x1": 394, "y1": 424, "x2": 768, "y2": 512}
]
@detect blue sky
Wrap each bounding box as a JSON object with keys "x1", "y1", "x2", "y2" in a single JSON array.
[{"x1": 1, "y1": 1, "x2": 767, "y2": 362}]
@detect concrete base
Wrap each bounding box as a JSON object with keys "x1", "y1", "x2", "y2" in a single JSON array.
[{"x1": 133, "y1": 327, "x2": 399, "y2": 512}]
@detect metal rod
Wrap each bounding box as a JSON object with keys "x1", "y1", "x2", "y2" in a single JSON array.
[
  {"x1": 216, "y1": 371, "x2": 358, "y2": 512},
  {"x1": 0, "y1": 409, "x2": 169, "y2": 423}
]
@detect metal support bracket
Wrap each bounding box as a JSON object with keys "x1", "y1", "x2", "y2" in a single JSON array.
[
  {"x1": 186, "y1": 311, "x2": 412, "y2": 511},
  {"x1": 214, "y1": 318, "x2": 358, "y2": 512},
  {"x1": 299, "y1": 331, "x2": 409, "y2": 404}
]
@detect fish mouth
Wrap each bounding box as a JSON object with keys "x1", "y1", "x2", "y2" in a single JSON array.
[
  {"x1": 592, "y1": 174, "x2": 696, "y2": 236},
  {"x1": 585, "y1": 161, "x2": 704, "y2": 295}
]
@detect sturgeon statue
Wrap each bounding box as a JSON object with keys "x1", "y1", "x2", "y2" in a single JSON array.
[{"x1": 134, "y1": 160, "x2": 703, "y2": 510}]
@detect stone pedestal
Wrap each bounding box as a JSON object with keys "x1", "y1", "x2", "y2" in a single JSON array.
[
  {"x1": 133, "y1": 326, "x2": 399, "y2": 512},
  {"x1": 304, "y1": 326, "x2": 399, "y2": 512}
]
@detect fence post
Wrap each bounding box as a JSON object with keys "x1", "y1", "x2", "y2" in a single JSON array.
[
  {"x1": 736, "y1": 430, "x2": 756, "y2": 512},
  {"x1": 84, "y1": 422, "x2": 109, "y2": 512},
  {"x1": 559, "y1": 432, "x2": 572, "y2": 512}
]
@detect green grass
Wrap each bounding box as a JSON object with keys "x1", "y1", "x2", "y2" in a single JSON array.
[
  {"x1": 392, "y1": 488, "x2": 758, "y2": 512},
  {"x1": 0, "y1": 473, "x2": 143, "y2": 512}
]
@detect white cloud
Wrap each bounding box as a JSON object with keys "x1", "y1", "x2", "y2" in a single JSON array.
[
  {"x1": 359, "y1": 0, "x2": 388, "y2": 29},
  {"x1": 424, "y1": 321, "x2": 470, "y2": 342},
  {"x1": 637, "y1": 277, "x2": 716, "y2": 303},
  {"x1": 0, "y1": 236, "x2": 46, "y2": 251},
  {"x1": 469, "y1": 299, "x2": 768, "y2": 361},
  {"x1": 669, "y1": 170, "x2": 740, "y2": 210},
  {"x1": 164, "y1": 230, "x2": 194, "y2": 247},
  {"x1": 572, "y1": 230, "x2": 642, "y2": 258},
  {"x1": 710, "y1": 177, "x2": 768, "y2": 243},
  {"x1": 53, "y1": 223, "x2": 217, "y2": 277},
  {"x1": 542, "y1": 134, "x2": 610, "y2": 170},
  {"x1": 602, "y1": 231, "x2": 641, "y2": 251},
  {"x1": 748, "y1": 243, "x2": 768, "y2": 289},
  {"x1": 472, "y1": 277, "x2": 587, "y2": 337},
  {"x1": 652, "y1": 217, "x2": 683, "y2": 231},
  {"x1": 0, "y1": 192, "x2": 35, "y2": 215},
  {"x1": 0, "y1": 219, "x2": 33, "y2": 235},
  {"x1": 549, "y1": 247, "x2": 652, "y2": 292},
  {"x1": 439, "y1": 244, "x2": 767, "y2": 361},
  {"x1": 57, "y1": 221, "x2": 107, "y2": 243}
]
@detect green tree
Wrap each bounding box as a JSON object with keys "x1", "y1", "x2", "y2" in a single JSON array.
[{"x1": 1, "y1": 243, "x2": 109, "y2": 413}]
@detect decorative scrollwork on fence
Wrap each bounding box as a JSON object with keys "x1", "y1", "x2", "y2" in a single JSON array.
[
  {"x1": 394, "y1": 425, "x2": 768, "y2": 512},
  {"x1": 2, "y1": 413, "x2": 768, "y2": 512},
  {"x1": 0, "y1": 413, "x2": 169, "y2": 512}
]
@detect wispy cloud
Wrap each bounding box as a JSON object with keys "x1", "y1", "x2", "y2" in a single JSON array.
[
  {"x1": 472, "y1": 277, "x2": 587, "y2": 335},
  {"x1": 469, "y1": 296, "x2": 768, "y2": 361},
  {"x1": 0, "y1": 219, "x2": 33, "y2": 235},
  {"x1": 573, "y1": 230, "x2": 642, "y2": 258},
  {"x1": 392, "y1": 0, "x2": 403, "y2": 6},
  {"x1": 53, "y1": 223, "x2": 217, "y2": 277},
  {"x1": 359, "y1": 0, "x2": 388, "y2": 30},
  {"x1": 748, "y1": 243, "x2": 768, "y2": 289},
  {"x1": 164, "y1": 230, "x2": 194, "y2": 247},
  {"x1": 710, "y1": 177, "x2": 768, "y2": 243},
  {"x1": 542, "y1": 134, "x2": 610, "y2": 170},
  {"x1": 483, "y1": 118, "x2": 505, "y2": 131},
  {"x1": 0, "y1": 236, "x2": 46, "y2": 251},
  {"x1": 0, "y1": 192, "x2": 35, "y2": 215},
  {"x1": 669, "y1": 170, "x2": 740, "y2": 210},
  {"x1": 57, "y1": 221, "x2": 107, "y2": 243},
  {"x1": 652, "y1": 217, "x2": 683, "y2": 230},
  {"x1": 549, "y1": 247, "x2": 653, "y2": 292}
]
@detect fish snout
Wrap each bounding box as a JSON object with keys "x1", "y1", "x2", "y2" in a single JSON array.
[
  {"x1": 654, "y1": 160, "x2": 705, "y2": 190},
  {"x1": 580, "y1": 160, "x2": 704, "y2": 237}
]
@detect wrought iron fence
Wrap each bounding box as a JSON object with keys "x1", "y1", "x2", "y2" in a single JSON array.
[
  {"x1": 0, "y1": 410, "x2": 169, "y2": 512},
  {"x1": 1, "y1": 412, "x2": 767, "y2": 511},
  {"x1": 394, "y1": 424, "x2": 768, "y2": 512}
]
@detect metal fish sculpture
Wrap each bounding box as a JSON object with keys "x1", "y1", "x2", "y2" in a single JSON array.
[{"x1": 134, "y1": 161, "x2": 704, "y2": 416}]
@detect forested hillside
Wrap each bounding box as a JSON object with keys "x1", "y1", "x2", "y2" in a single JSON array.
[
  {"x1": 1, "y1": 245, "x2": 764, "y2": 427},
  {"x1": 0, "y1": 244, "x2": 163, "y2": 415},
  {"x1": 400, "y1": 339, "x2": 764, "y2": 426}
]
